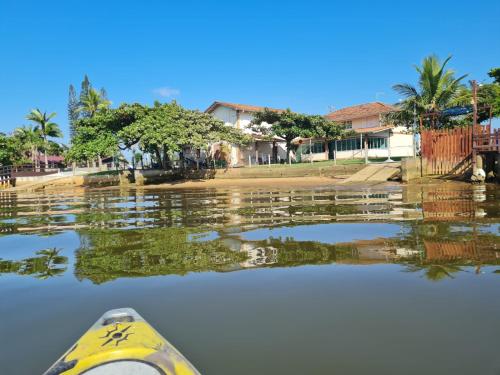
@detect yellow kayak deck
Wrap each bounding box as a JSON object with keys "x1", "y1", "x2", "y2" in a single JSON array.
[{"x1": 44, "y1": 308, "x2": 201, "y2": 375}]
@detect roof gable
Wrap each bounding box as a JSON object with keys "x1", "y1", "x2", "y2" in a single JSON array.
[
  {"x1": 325, "y1": 102, "x2": 397, "y2": 122},
  {"x1": 205, "y1": 101, "x2": 284, "y2": 114}
]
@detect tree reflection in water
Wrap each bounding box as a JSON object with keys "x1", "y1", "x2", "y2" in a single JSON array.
[
  {"x1": 71, "y1": 223, "x2": 500, "y2": 284},
  {"x1": 75, "y1": 228, "x2": 247, "y2": 284},
  {"x1": 0, "y1": 248, "x2": 67, "y2": 279}
]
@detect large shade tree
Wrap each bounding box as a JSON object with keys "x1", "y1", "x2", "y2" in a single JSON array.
[
  {"x1": 251, "y1": 109, "x2": 345, "y2": 161},
  {"x1": 67, "y1": 101, "x2": 250, "y2": 169},
  {"x1": 118, "y1": 102, "x2": 250, "y2": 168},
  {"x1": 26, "y1": 109, "x2": 62, "y2": 167}
]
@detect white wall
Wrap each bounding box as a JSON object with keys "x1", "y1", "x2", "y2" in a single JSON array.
[
  {"x1": 352, "y1": 115, "x2": 380, "y2": 129},
  {"x1": 210, "y1": 105, "x2": 286, "y2": 166},
  {"x1": 334, "y1": 130, "x2": 414, "y2": 160},
  {"x1": 211, "y1": 106, "x2": 254, "y2": 134}
]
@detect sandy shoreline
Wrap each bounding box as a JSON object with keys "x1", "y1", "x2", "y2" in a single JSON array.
[{"x1": 112, "y1": 176, "x2": 345, "y2": 190}]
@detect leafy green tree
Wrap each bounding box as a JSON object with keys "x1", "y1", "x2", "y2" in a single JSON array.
[
  {"x1": 45, "y1": 140, "x2": 67, "y2": 156},
  {"x1": 251, "y1": 109, "x2": 345, "y2": 161},
  {"x1": 68, "y1": 101, "x2": 249, "y2": 168},
  {"x1": 0, "y1": 132, "x2": 28, "y2": 166},
  {"x1": 66, "y1": 115, "x2": 119, "y2": 165},
  {"x1": 452, "y1": 83, "x2": 500, "y2": 123},
  {"x1": 26, "y1": 109, "x2": 62, "y2": 167},
  {"x1": 488, "y1": 67, "x2": 500, "y2": 84},
  {"x1": 389, "y1": 55, "x2": 467, "y2": 128},
  {"x1": 308, "y1": 114, "x2": 347, "y2": 142},
  {"x1": 118, "y1": 102, "x2": 250, "y2": 168},
  {"x1": 13, "y1": 125, "x2": 43, "y2": 166},
  {"x1": 251, "y1": 109, "x2": 311, "y2": 162}
]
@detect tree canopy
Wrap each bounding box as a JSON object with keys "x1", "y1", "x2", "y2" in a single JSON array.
[
  {"x1": 78, "y1": 88, "x2": 111, "y2": 118},
  {"x1": 26, "y1": 109, "x2": 62, "y2": 166},
  {"x1": 67, "y1": 101, "x2": 251, "y2": 168},
  {"x1": 488, "y1": 67, "x2": 500, "y2": 84},
  {"x1": 251, "y1": 109, "x2": 345, "y2": 161},
  {"x1": 388, "y1": 55, "x2": 468, "y2": 128}
]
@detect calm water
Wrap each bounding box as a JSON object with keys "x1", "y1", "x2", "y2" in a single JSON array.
[{"x1": 0, "y1": 183, "x2": 499, "y2": 374}]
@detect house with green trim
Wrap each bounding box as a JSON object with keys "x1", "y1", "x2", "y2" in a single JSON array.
[{"x1": 295, "y1": 102, "x2": 414, "y2": 162}]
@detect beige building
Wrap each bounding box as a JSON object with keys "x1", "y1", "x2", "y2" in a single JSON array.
[
  {"x1": 296, "y1": 102, "x2": 414, "y2": 162},
  {"x1": 205, "y1": 101, "x2": 288, "y2": 167}
]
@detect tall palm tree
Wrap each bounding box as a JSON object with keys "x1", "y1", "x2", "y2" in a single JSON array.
[
  {"x1": 26, "y1": 109, "x2": 62, "y2": 167},
  {"x1": 390, "y1": 55, "x2": 467, "y2": 128},
  {"x1": 78, "y1": 88, "x2": 111, "y2": 117},
  {"x1": 14, "y1": 125, "x2": 43, "y2": 167}
]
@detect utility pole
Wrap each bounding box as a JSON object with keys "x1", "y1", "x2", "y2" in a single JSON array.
[
  {"x1": 413, "y1": 101, "x2": 417, "y2": 158},
  {"x1": 471, "y1": 80, "x2": 478, "y2": 173}
]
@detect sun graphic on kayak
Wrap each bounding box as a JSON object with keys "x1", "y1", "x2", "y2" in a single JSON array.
[{"x1": 100, "y1": 323, "x2": 134, "y2": 347}]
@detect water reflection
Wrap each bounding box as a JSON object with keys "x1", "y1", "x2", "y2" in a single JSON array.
[
  {"x1": 1, "y1": 222, "x2": 496, "y2": 283},
  {"x1": 75, "y1": 228, "x2": 245, "y2": 284},
  {"x1": 1, "y1": 184, "x2": 499, "y2": 234},
  {"x1": 0, "y1": 248, "x2": 67, "y2": 279},
  {"x1": 0, "y1": 184, "x2": 498, "y2": 283}
]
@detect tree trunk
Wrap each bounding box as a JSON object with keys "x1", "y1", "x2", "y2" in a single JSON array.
[
  {"x1": 35, "y1": 147, "x2": 40, "y2": 171},
  {"x1": 43, "y1": 135, "x2": 48, "y2": 171},
  {"x1": 286, "y1": 140, "x2": 292, "y2": 164},
  {"x1": 162, "y1": 147, "x2": 170, "y2": 170},
  {"x1": 154, "y1": 148, "x2": 163, "y2": 169}
]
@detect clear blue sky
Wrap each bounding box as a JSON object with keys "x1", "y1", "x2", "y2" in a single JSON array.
[{"x1": 1, "y1": 0, "x2": 499, "y2": 142}]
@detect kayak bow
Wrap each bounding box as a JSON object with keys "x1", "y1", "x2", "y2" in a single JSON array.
[{"x1": 44, "y1": 308, "x2": 201, "y2": 375}]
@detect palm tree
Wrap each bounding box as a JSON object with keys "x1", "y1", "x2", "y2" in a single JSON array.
[
  {"x1": 26, "y1": 109, "x2": 62, "y2": 168},
  {"x1": 14, "y1": 125, "x2": 43, "y2": 167},
  {"x1": 78, "y1": 88, "x2": 111, "y2": 117},
  {"x1": 389, "y1": 55, "x2": 467, "y2": 128}
]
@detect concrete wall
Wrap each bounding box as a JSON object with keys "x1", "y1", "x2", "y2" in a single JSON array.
[
  {"x1": 401, "y1": 157, "x2": 426, "y2": 182},
  {"x1": 213, "y1": 164, "x2": 364, "y2": 179}
]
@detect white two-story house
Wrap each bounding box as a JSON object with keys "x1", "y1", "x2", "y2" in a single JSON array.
[
  {"x1": 205, "y1": 101, "x2": 288, "y2": 167},
  {"x1": 295, "y1": 102, "x2": 414, "y2": 162}
]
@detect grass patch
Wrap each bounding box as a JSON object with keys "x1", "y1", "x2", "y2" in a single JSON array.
[
  {"x1": 248, "y1": 158, "x2": 399, "y2": 169},
  {"x1": 88, "y1": 170, "x2": 121, "y2": 176}
]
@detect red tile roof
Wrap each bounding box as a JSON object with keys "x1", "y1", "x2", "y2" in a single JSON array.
[
  {"x1": 325, "y1": 102, "x2": 397, "y2": 122},
  {"x1": 205, "y1": 101, "x2": 284, "y2": 114}
]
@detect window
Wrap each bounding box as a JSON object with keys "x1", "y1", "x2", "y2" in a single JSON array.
[
  {"x1": 343, "y1": 121, "x2": 353, "y2": 129},
  {"x1": 337, "y1": 138, "x2": 361, "y2": 151},
  {"x1": 368, "y1": 137, "x2": 387, "y2": 149},
  {"x1": 300, "y1": 141, "x2": 325, "y2": 154}
]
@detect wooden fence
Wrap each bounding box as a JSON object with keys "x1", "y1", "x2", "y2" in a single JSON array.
[
  {"x1": 421, "y1": 125, "x2": 500, "y2": 175},
  {"x1": 421, "y1": 126, "x2": 474, "y2": 175},
  {"x1": 473, "y1": 126, "x2": 500, "y2": 152}
]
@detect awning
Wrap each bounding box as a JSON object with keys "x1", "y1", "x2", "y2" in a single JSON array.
[{"x1": 354, "y1": 125, "x2": 394, "y2": 134}]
